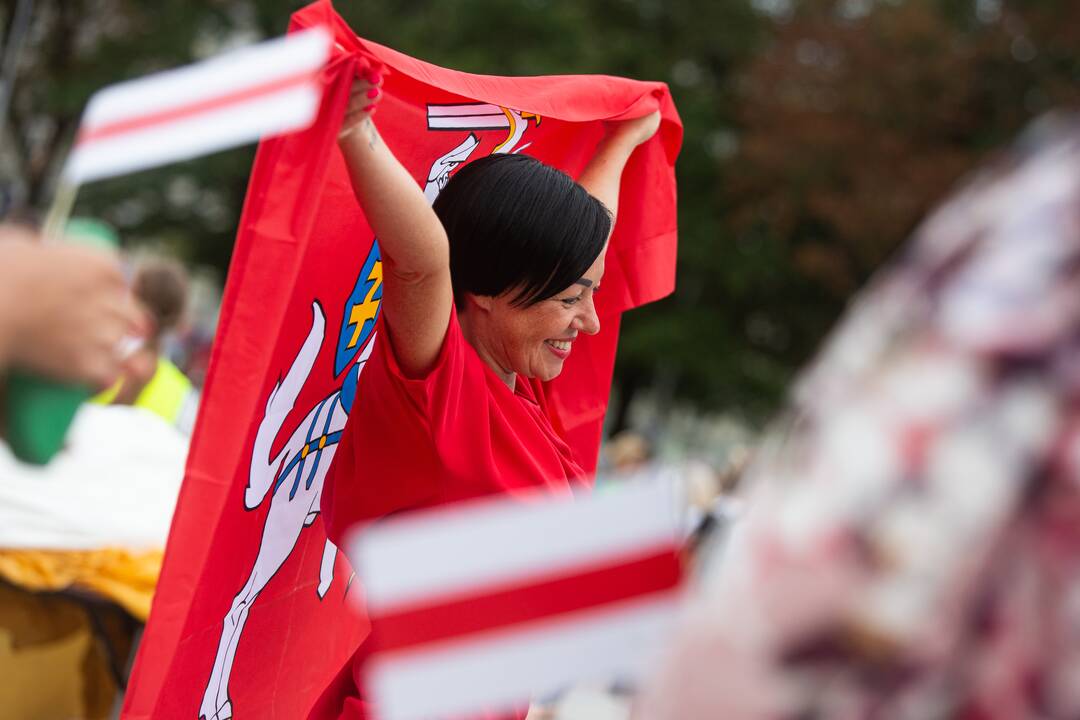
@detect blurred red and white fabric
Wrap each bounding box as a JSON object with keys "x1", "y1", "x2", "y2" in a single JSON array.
[
  {"x1": 349, "y1": 479, "x2": 684, "y2": 720},
  {"x1": 64, "y1": 27, "x2": 331, "y2": 184},
  {"x1": 641, "y1": 116, "x2": 1080, "y2": 720}
]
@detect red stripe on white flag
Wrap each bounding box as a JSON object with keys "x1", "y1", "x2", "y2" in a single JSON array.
[
  {"x1": 75, "y1": 69, "x2": 316, "y2": 145},
  {"x1": 373, "y1": 545, "x2": 679, "y2": 653},
  {"x1": 347, "y1": 477, "x2": 685, "y2": 720},
  {"x1": 64, "y1": 27, "x2": 331, "y2": 184}
]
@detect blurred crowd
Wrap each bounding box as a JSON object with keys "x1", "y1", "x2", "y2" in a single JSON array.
[
  {"x1": 0, "y1": 218, "x2": 213, "y2": 424},
  {"x1": 0, "y1": 218, "x2": 212, "y2": 718}
]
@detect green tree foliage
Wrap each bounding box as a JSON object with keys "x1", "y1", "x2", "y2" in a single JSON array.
[
  {"x1": 1, "y1": 0, "x2": 1077, "y2": 423},
  {"x1": 0, "y1": 0, "x2": 249, "y2": 270},
  {"x1": 725, "y1": 0, "x2": 1080, "y2": 419}
]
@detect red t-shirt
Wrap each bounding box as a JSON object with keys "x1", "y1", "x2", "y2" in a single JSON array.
[{"x1": 313, "y1": 306, "x2": 585, "y2": 719}]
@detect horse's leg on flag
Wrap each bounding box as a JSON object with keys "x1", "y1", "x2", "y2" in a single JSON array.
[
  {"x1": 200, "y1": 304, "x2": 328, "y2": 720},
  {"x1": 308, "y1": 395, "x2": 347, "y2": 600},
  {"x1": 309, "y1": 338, "x2": 376, "y2": 598},
  {"x1": 305, "y1": 398, "x2": 348, "y2": 599},
  {"x1": 199, "y1": 423, "x2": 328, "y2": 720},
  {"x1": 245, "y1": 302, "x2": 326, "y2": 509}
]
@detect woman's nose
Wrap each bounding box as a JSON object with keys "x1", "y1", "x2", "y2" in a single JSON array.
[{"x1": 574, "y1": 298, "x2": 601, "y2": 335}]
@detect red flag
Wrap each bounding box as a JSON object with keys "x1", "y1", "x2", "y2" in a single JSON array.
[{"x1": 123, "y1": 2, "x2": 681, "y2": 719}]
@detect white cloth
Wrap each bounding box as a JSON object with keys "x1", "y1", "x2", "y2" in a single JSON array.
[{"x1": 0, "y1": 404, "x2": 187, "y2": 550}]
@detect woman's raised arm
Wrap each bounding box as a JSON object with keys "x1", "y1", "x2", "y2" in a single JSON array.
[
  {"x1": 577, "y1": 111, "x2": 661, "y2": 229},
  {"x1": 338, "y1": 68, "x2": 454, "y2": 378}
]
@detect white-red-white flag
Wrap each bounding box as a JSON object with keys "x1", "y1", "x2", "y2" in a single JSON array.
[
  {"x1": 346, "y1": 478, "x2": 685, "y2": 720},
  {"x1": 63, "y1": 26, "x2": 331, "y2": 184}
]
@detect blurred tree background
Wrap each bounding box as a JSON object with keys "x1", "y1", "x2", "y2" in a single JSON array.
[{"x1": 1, "y1": 0, "x2": 1078, "y2": 428}]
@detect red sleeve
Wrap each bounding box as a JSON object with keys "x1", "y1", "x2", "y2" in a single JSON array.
[
  {"x1": 378, "y1": 305, "x2": 469, "y2": 414},
  {"x1": 322, "y1": 306, "x2": 472, "y2": 542},
  {"x1": 379, "y1": 305, "x2": 517, "y2": 496}
]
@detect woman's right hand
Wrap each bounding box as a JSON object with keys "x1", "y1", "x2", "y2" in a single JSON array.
[{"x1": 339, "y1": 59, "x2": 385, "y2": 140}]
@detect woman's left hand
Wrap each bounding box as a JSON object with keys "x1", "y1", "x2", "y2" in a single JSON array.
[{"x1": 607, "y1": 110, "x2": 661, "y2": 149}]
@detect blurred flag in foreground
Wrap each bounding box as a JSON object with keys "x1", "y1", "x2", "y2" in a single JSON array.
[
  {"x1": 349, "y1": 479, "x2": 685, "y2": 720},
  {"x1": 123, "y1": 1, "x2": 681, "y2": 719},
  {"x1": 63, "y1": 26, "x2": 331, "y2": 184},
  {"x1": 640, "y1": 116, "x2": 1080, "y2": 719}
]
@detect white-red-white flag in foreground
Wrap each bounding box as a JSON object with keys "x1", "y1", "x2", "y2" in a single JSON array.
[
  {"x1": 63, "y1": 26, "x2": 331, "y2": 184},
  {"x1": 347, "y1": 479, "x2": 685, "y2": 720}
]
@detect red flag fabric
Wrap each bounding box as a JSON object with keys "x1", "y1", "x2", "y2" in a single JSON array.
[{"x1": 122, "y1": 2, "x2": 681, "y2": 719}]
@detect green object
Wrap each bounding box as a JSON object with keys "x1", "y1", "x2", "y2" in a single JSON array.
[
  {"x1": 4, "y1": 217, "x2": 119, "y2": 465},
  {"x1": 5, "y1": 371, "x2": 91, "y2": 464},
  {"x1": 62, "y1": 218, "x2": 120, "y2": 252}
]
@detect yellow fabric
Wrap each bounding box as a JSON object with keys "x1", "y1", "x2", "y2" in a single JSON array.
[
  {"x1": 0, "y1": 582, "x2": 134, "y2": 720},
  {"x1": 0, "y1": 548, "x2": 163, "y2": 621},
  {"x1": 91, "y1": 380, "x2": 121, "y2": 405},
  {"x1": 91, "y1": 357, "x2": 194, "y2": 425},
  {"x1": 135, "y1": 357, "x2": 193, "y2": 425}
]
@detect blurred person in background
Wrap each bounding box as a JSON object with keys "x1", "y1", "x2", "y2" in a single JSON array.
[
  {"x1": 0, "y1": 224, "x2": 180, "y2": 720},
  {"x1": 604, "y1": 430, "x2": 654, "y2": 475},
  {"x1": 639, "y1": 115, "x2": 1080, "y2": 719},
  {"x1": 98, "y1": 255, "x2": 199, "y2": 434}
]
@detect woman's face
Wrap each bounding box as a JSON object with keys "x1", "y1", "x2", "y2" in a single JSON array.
[{"x1": 480, "y1": 248, "x2": 606, "y2": 383}]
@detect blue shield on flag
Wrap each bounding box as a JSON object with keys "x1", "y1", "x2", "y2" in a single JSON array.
[{"x1": 335, "y1": 242, "x2": 382, "y2": 377}]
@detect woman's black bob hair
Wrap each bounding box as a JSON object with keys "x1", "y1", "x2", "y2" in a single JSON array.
[{"x1": 433, "y1": 153, "x2": 611, "y2": 309}]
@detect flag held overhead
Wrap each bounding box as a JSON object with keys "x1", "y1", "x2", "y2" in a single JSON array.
[{"x1": 63, "y1": 26, "x2": 332, "y2": 184}]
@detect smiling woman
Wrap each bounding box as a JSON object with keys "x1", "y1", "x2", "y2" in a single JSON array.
[
  {"x1": 462, "y1": 252, "x2": 605, "y2": 386},
  {"x1": 313, "y1": 59, "x2": 660, "y2": 720}
]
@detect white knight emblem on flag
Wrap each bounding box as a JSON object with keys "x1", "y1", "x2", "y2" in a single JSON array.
[{"x1": 198, "y1": 102, "x2": 539, "y2": 720}]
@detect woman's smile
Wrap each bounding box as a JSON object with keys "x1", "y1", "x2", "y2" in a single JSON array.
[{"x1": 544, "y1": 338, "x2": 573, "y2": 358}]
